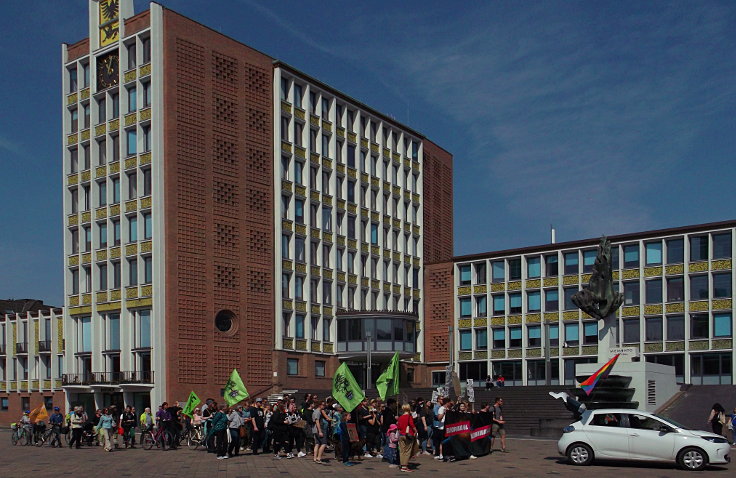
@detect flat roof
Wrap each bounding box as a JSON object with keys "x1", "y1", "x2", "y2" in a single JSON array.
[{"x1": 452, "y1": 219, "x2": 736, "y2": 263}]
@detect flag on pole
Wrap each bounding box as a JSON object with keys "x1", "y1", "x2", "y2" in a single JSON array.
[
  {"x1": 223, "y1": 369, "x2": 249, "y2": 407},
  {"x1": 29, "y1": 403, "x2": 49, "y2": 423},
  {"x1": 332, "y1": 362, "x2": 365, "y2": 412},
  {"x1": 182, "y1": 391, "x2": 201, "y2": 417},
  {"x1": 376, "y1": 351, "x2": 400, "y2": 400},
  {"x1": 579, "y1": 354, "x2": 620, "y2": 396}
]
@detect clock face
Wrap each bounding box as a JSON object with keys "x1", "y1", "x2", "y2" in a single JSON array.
[{"x1": 97, "y1": 52, "x2": 119, "y2": 90}]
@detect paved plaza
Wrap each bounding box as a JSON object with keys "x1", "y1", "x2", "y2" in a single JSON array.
[{"x1": 0, "y1": 433, "x2": 731, "y2": 478}]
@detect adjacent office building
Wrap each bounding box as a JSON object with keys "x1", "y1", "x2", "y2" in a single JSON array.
[{"x1": 60, "y1": 0, "x2": 452, "y2": 412}]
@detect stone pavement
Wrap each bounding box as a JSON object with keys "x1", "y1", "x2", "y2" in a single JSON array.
[{"x1": 0, "y1": 432, "x2": 731, "y2": 478}]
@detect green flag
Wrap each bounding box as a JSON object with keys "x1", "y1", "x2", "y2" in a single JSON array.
[
  {"x1": 376, "y1": 351, "x2": 400, "y2": 400},
  {"x1": 182, "y1": 391, "x2": 201, "y2": 417},
  {"x1": 223, "y1": 369, "x2": 249, "y2": 407},
  {"x1": 332, "y1": 362, "x2": 365, "y2": 412}
]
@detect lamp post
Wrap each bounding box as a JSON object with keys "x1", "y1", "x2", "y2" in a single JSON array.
[
  {"x1": 545, "y1": 322, "x2": 551, "y2": 385},
  {"x1": 366, "y1": 330, "x2": 372, "y2": 390}
]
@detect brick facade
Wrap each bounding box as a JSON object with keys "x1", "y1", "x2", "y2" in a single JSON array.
[
  {"x1": 423, "y1": 262, "x2": 454, "y2": 364},
  {"x1": 421, "y1": 140, "x2": 453, "y2": 265},
  {"x1": 162, "y1": 9, "x2": 275, "y2": 402}
]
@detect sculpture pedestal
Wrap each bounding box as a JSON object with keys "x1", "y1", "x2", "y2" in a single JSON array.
[
  {"x1": 575, "y1": 361, "x2": 678, "y2": 412},
  {"x1": 597, "y1": 315, "x2": 618, "y2": 363}
]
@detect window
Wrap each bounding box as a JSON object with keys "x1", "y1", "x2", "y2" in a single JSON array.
[
  {"x1": 98, "y1": 263, "x2": 108, "y2": 290},
  {"x1": 127, "y1": 42, "x2": 137, "y2": 70},
  {"x1": 667, "y1": 315, "x2": 685, "y2": 340},
  {"x1": 71, "y1": 228, "x2": 80, "y2": 253},
  {"x1": 142, "y1": 125, "x2": 151, "y2": 152},
  {"x1": 509, "y1": 293, "x2": 522, "y2": 313},
  {"x1": 645, "y1": 241, "x2": 662, "y2": 265},
  {"x1": 138, "y1": 310, "x2": 151, "y2": 348},
  {"x1": 82, "y1": 144, "x2": 90, "y2": 170},
  {"x1": 527, "y1": 257, "x2": 541, "y2": 278},
  {"x1": 713, "y1": 232, "x2": 732, "y2": 259},
  {"x1": 564, "y1": 252, "x2": 579, "y2": 275},
  {"x1": 475, "y1": 262, "x2": 487, "y2": 283},
  {"x1": 563, "y1": 287, "x2": 577, "y2": 310},
  {"x1": 370, "y1": 223, "x2": 378, "y2": 245},
  {"x1": 128, "y1": 258, "x2": 138, "y2": 285},
  {"x1": 582, "y1": 250, "x2": 597, "y2": 273},
  {"x1": 69, "y1": 67, "x2": 77, "y2": 93},
  {"x1": 509, "y1": 327, "x2": 522, "y2": 348},
  {"x1": 281, "y1": 234, "x2": 290, "y2": 259},
  {"x1": 323, "y1": 318, "x2": 331, "y2": 342},
  {"x1": 83, "y1": 104, "x2": 90, "y2": 129},
  {"x1": 315, "y1": 361, "x2": 325, "y2": 377},
  {"x1": 476, "y1": 328, "x2": 488, "y2": 349},
  {"x1": 690, "y1": 275, "x2": 708, "y2": 300},
  {"x1": 459, "y1": 298, "x2": 471, "y2": 318},
  {"x1": 143, "y1": 213, "x2": 152, "y2": 239},
  {"x1": 714, "y1": 313, "x2": 732, "y2": 337},
  {"x1": 70, "y1": 188, "x2": 79, "y2": 213},
  {"x1": 622, "y1": 319, "x2": 639, "y2": 343},
  {"x1": 112, "y1": 219, "x2": 120, "y2": 246},
  {"x1": 142, "y1": 169, "x2": 151, "y2": 196},
  {"x1": 492, "y1": 328, "x2": 505, "y2": 348},
  {"x1": 645, "y1": 317, "x2": 663, "y2": 341},
  {"x1": 295, "y1": 275, "x2": 304, "y2": 299},
  {"x1": 293, "y1": 84, "x2": 302, "y2": 108},
  {"x1": 83, "y1": 226, "x2": 91, "y2": 252},
  {"x1": 493, "y1": 294, "x2": 505, "y2": 315},
  {"x1": 70, "y1": 148, "x2": 79, "y2": 173},
  {"x1": 294, "y1": 160, "x2": 303, "y2": 185},
  {"x1": 323, "y1": 281, "x2": 332, "y2": 305},
  {"x1": 527, "y1": 291, "x2": 541, "y2": 312},
  {"x1": 528, "y1": 326, "x2": 541, "y2": 347},
  {"x1": 111, "y1": 177, "x2": 120, "y2": 203},
  {"x1": 690, "y1": 314, "x2": 708, "y2": 339},
  {"x1": 545, "y1": 254, "x2": 558, "y2": 276},
  {"x1": 77, "y1": 316, "x2": 92, "y2": 352},
  {"x1": 128, "y1": 216, "x2": 138, "y2": 242},
  {"x1": 111, "y1": 134, "x2": 119, "y2": 161},
  {"x1": 459, "y1": 265, "x2": 471, "y2": 285},
  {"x1": 142, "y1": 37, "x2": 151, "y2": 63},
  {"x1": 111, "y1": 93, "x2": 119, "y2": 118},
  {"x1": 549, "y1": 324, "x2": 559, "y2": 346},
  {"x1": 476, "y1": 296, "x2": 487, "y2": 316},
  {"x1": 295, "y1": 199, "x2": 304, "y2": 224},
  {"x1": 112, "y1": 262, "x2": 120, "y2": 288},
  {"x1": 645, "y1": 279, "x2": 662, "y2": 304},
  {"x1": 281, "y1": 273, "x2": 290, "y2": 298},
  {"x1": 713, "y1": 273, "x2": 732, "y2": 298},
  {"x1": 322, "y1": 207, "x2": 332, "y2": 232},
  {"x1": 508, "y1": 258, "x2": 521, "y2": 281},
  {"x1": 545, "y1": 289, "x2": 559, "y2": 311},
  {"x1": 459, "y1": 330, "x2": 472, "y2": 350},
  {"x1": 142, "y1": 81, "x2": 151, "y2": 107},
  {"x1": 623, "y1": 281, "x2": 639, "y2": 305},
  {"x1": 664, "y1": 238, "x2": 683, "y2": 264},
  {"x1": 143, "y1": 256, "x2": 152, "y2": 283},
  {"x1": 295, "y1": 314, "x2": 305, "y2": 339},
  {"x1": 667, "y1": 276, "x2": 684, "y2": 302},
  {"x1": 311, "y1": 317, "x2": 319, "y2": 341},
  {"x1": 287, "y1": 358, "x2": 299, "y2": 376},
  {"x1": 492, "y1": 261, "x2": 504, "y2": 283},
  {"x1": 564, "y1": 323, "x2": 579, "y2": 346},
  {"x1": 107, "y1": 313, "x2": 120, "y2": 350},
  {"x1": 70, "y1": 108, "x2": 78, "y2": 133},
  {"x1": 623, "y1": 244, "x2": 639, "y2": 269},
  {"x1": 128, "y1": 86, "x2": 137, "y2": 112},
  {"x1": 690, "y1": 235, "x2": 708, "y2": 262},
  {"x1": 71, "y1": 269, "x2": 79, "y2": 294},
  {"x1": 126, "y1": 129, "x2": 136, "y2": 156},
  {"x1": 583, "y1": 321, "x2": 597, "y2": 344},
  {"x1": 98, "y1": 181, "x2": 107, "y2": 206}
]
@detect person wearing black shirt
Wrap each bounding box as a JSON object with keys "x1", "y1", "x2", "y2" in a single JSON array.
[
  {"x1": 249, "y1": 399, "x2": 266, "y2": 455},
  {"x1": 166, "y1": 403, "x2": 181, "y2": 449},
  {"x1": 121, "y1": 406, "x2": 137, "y2": 448}
]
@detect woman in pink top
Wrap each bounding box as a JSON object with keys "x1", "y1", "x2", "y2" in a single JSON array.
[{"x1": 396, "y1": 404, "x2": 419, "y2": 472}]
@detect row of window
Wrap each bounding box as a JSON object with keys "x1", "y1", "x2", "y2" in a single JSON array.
[
  {"x1": 69, "y1": 256, "x2": 152, "y2": 295},
  {"x1": 0, "y1": 355, "x2": 62, "y2": 383},
  {"x1": 0, "y1": 320, "x2": 55, "y2": 350},
  {"x1": 285, "y1": 357, "x2": 325, "y2": 377},
  {"x1": 69, "y1": 82, "x2": 151, "y2": 134},
  {"x1": 68, "y1": 124, "x2": 151, "y2": 176},
  {"x1": 459, "y1": 233, "x2": 733, "y2": 285},
  {"x1": 458, "y1": 313, "x2": 733, "y2": 351},
  {"x1": 70, "y1": 212, "x2": 152, "y2": 253},
  {"x1": 69, "y1": 170, "x2": 151, "y2": 213},
  {"x1": 459, "y1": 273, "x2": 732, "y2": 316},
  {"x1": 280, "y1": 76, "x2": 420, "y2": 160},
  {"x1": 283, "y1": 313, "x2": 331, "y2": 342},
  {"x1": 74, "y1": 309, "x2": 150, "y2": 353}
]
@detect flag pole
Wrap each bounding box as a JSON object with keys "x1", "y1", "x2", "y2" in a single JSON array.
[{"x1": 366, "y1": 331, "x2": 372, "y2": 391}]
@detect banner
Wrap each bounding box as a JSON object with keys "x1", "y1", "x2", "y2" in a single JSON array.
[
  {"x1": 443, "y1": 410, "x2": 493, "y2": 457},
  {"x1": 182, "y1": 391, "x2": 201, "y2": 417},
  {"x1": 376, "y1": 351, "x2": 400, "y2": 400},
  {"x1": 332, "y1": 362, "x2": 365, "y2": 412},
  {"x1": 223, "y1": 369, "x2": 249, "y2": 407},
  {"x1": 29, "y1": 404, "x2": 49, "y2": 423}
]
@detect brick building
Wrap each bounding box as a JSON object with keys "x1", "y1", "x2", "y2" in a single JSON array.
[{"x1": 60, "y1": 0, "x2": 452, "y2": 412}]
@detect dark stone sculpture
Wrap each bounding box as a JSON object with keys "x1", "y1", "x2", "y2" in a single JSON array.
[{"x1": 571, "y1": 236, "x2": 623, "y2": 320}]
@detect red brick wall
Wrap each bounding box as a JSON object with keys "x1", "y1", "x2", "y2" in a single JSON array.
[
  {"x1": 66, "y1": 39, "x2": 89, "y2": 62},
  {"x1": 423, "y1": 262, "x2": 454, "y2": 363},
  {"x1": 162, "y1": 9, "x2": 275, "y2": 402},
  {"x1": 422, "y1": 140, "x2": 453, "y2": 264},
  {"x1": 123, "y1": 10, "x2": 150, "y2": 36},
  {"x1": 0, "y1": 391, "x2": 66, "y2": 426}
]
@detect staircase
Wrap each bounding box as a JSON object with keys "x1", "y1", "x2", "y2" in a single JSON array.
[{"x1": 657, "y1": 385, "x2": 736, "y2": 432}]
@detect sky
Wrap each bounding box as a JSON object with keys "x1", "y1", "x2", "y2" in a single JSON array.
[{"x1": 1, "y1": 0, "x2": 735, "y2": 306}]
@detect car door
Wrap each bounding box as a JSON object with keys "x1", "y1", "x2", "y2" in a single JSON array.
[
  {"x1": 624, "y1": 413, "x2": 677, "y2": 461},
  {"x1": 583, "y1": 412, "x2": 630, "y2": 458}
]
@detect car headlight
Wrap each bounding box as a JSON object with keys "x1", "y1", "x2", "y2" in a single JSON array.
[
  {"x1": 562, "y1": 425, "x2": 575, "y2": 433},
  {"x1": 701, "y1": 436, "x2": 728, "y2": 444}
]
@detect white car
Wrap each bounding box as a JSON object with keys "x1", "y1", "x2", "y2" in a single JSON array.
[{"x1": 557, "y1": 408, "x2": 730, "y2": 471}]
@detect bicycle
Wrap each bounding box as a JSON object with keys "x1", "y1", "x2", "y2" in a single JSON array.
[
  {"x1": 36, "y1": 426, "x2": 63, "y2": 447},
  {"x1": 142, "y1": 426, "x2": 173, "y2": 450},
  {"x1": 10, "y1": 424, "x2": 30, "y2": 446},
  {"x1": 185, "y1": 425, "x2": 205, "y2": 449}
]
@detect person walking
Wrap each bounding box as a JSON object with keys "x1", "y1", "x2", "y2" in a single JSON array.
[
  {"x1": 207, "y1": 404, "x2": 229, "y2": 460},
  {"x1": 431, "y1": 398, "x2": 446, "y2": 459},
  {"x1": 270, "y1": 403, "x2": 289, "y2": 458},
  {"x1": 249, "y1": 399, "x2": 266, "y2": 455},
  {"x1": 286, "y1": 402, "x2": 306, "y2": 457},
  {"x1": 491, "y1": 397, "x2": 508, "y2": 452},
  {"x1": 122, "y1": 405, "x2": 137, "y2": 448},
  {"x1": 69, "y1": 406, "x2": 85, "y2": 449},
  {"x1": 139, "y1": 407, "x2": 153, "y2": 432},
  {"x1": 708, "y1": 403, "x2": 727, "y2": 436},
  {"x1": 397, "y1": 403, "x2": 419, "y2": 472},
  {"x1": 227, "y1": 406, "x2": 244, "y2": 457},
  {"x1": 48, "y1": 407, "x2": 64, "y2": 448},
  {"x1": 97, "y1": 408, "x2": 115, "y2": 452},
  {"x1": 312, "y1": 401, "x2": 328, "y2": 464}
]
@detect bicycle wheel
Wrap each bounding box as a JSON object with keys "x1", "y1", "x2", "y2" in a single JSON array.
[
  {"x1": 187, "y1": 430, "x2": 200, "y2": 449},
  {"x1": 64, "y1": 431, "x2": 70, "y2": 447},
  {"x1": 19, "y1": 430, "x2": 29, "y2": 446},
  {"x1": 11, "y1": 431, "x2": 18, "y2": 446},
  {"x1": 160, "y1": 430, "x2": 172, "y2": 451},
  {"x1": 142, "y1": 431, "x2": 155, "y2": 450}
]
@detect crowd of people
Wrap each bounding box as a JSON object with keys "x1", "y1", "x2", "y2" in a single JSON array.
[{"x1": 12, "y1": 394, "x2": 510, "y2": 472}]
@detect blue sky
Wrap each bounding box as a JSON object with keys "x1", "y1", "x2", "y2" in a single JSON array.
[{"x1": 1, "y1": 0, "x2": 735, "y2": 306}]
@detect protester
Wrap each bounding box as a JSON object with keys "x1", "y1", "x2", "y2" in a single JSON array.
[
  {"x1": 708, "y1": 403, "x2": 727, "y2": 436},
  {"x1": 139, "y1": 407, "x2": 153, "y2": 432},
  {"x1": 69, "y1": 406, "x2": 85, "y2": 449},
  {"x1": 96, "y1": 408, "x2": 115, "y2": 452},
  {"x1": 227, "y1": 406, "x2": 244, "y2": 457},
  {"x1": 122, "y1": 405, "x2": 137, "y2": 448},
  {"x1": 491, "y1": 397, "x2": 508, "y2": 452},
  {"x1": 208, "y1": 404, "x2": 229, "y2": 459},
  {"x1": 248, "y1": 399, "x2": 265, "y2": 455},
  {"x1": 312, "y1": 401, "x2": 328, "y2": 464},
  {"x1": 49, "y1": 407, "x2": 64, "y2": 448},
  {"x1": 286, "y1": 402, "x2": 307, "y2": 457},
  {"x1": 432, "y1": 398, "x2": 446, "y2": 459},
  {"x1": 397, "y1": 403, "x2": 419, "y2": 472},
  {"x1": 270, "y1": 402, "x2": 289, "y2": 458}
]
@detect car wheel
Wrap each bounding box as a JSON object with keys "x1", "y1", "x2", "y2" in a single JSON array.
[
  {"x1": 677, "y1": 447, "x2": 707, "y2": 471},
  {"x1": 567, "y1": 442, "x2": 594, "y2": 466}
]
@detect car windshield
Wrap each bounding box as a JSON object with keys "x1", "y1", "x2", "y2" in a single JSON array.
[{"x1": 654, "y1": 414, "x2": 689, "y2": 430}]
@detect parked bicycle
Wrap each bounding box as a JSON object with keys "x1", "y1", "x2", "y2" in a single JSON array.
[
  {"x1": 10, "y1": 423, "x2": 30, "y2": 446},
  {"x1": 35, "y1": 426, "x2": 62, "y2": 447},
  {"x1": 142, "y1": 426, "x2": 173, "y2": 450},
  {"x1": 182, "y1": 424, "x2": 205, "y2": 449}
]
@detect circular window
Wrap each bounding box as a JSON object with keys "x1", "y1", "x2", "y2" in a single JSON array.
[{"x1": 215, "y1": 310, "x2": 237, "y2": 334}]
